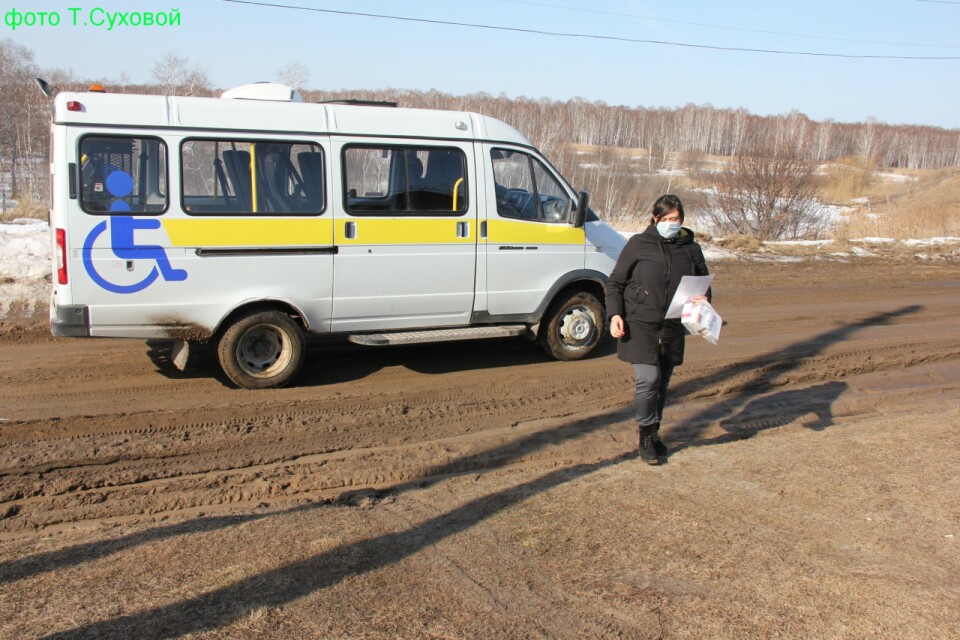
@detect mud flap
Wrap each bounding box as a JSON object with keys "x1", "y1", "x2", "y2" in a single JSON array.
[
  {"x1": 525, "y1": 323, "x2": 540, "y2": 341},
  {"x1": 170, "y1": 340, "x2": 190, "y2": 371}
]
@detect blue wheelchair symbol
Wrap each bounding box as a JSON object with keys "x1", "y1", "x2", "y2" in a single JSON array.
[{"x1": 82, "y1": 170, "x2": 187, "y2": 294}]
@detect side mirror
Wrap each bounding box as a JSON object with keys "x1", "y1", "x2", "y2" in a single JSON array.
[
  {"x1": 573, "y1": 191, "x2": 589, "y2": 228},
  {"x1": 35, "y1": 77, "x2": 57, "y2": 99}
]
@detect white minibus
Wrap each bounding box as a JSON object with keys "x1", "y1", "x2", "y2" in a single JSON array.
[{"x1": 47, "y1": 82, "x2": 625, "y2": 388}]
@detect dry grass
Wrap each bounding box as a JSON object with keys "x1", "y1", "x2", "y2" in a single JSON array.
[
  {"x1": 819, "y1": 157, "x2": 876, "y2": 202},
  {"x1": 0, "y1": 199, "x2": 47, "y2": 223},
  {"x1": 714, "y1": 234, "x2": 763, "y2": 252},
  {"x1": 837, "y1": 169, "x2": 960, "y2": 239}
]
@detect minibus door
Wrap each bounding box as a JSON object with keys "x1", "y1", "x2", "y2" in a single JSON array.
[
  {"x1": 331, "y1": 141, "x2": 477, "y2": 332},
  {"x1": 482, "y1": 145, "x2": 586, "y2": 317}
]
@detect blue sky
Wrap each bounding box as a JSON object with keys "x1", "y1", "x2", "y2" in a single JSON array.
[{"x1": 7, "y1": 0, "x2": 960, "y2": 129}]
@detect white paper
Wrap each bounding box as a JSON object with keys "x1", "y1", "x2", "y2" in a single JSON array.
[{"x1": 665, "y1": 275, "x2": 713, "y2": 319}]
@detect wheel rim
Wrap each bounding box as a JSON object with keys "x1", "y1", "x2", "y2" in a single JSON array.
[
  {"x1": 235, "y1": 323, "x2": 293, "y2": 378},
  {"x1": 557, "y1": 304, "x2": 598, "y2": 350}
]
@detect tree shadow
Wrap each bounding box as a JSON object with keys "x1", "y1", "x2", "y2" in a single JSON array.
[
  {"x1": 661, "y1": 305, "x2": 922, "y2": 458},
  {"x1": 39, "y1": 452, "x2": 632, "y2": 640},
  {"x1": 12, "y1": 308, "x2": 922, "y2": 637},
  {"x1": 0, "y1": 400, "x2": 630, "y2": 586}
]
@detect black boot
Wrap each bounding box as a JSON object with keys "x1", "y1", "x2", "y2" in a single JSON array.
[
  {"x1": 652, "y1": 424, "x2": 669, "y2": 459},
  {"x1": 638, "y1": 424, "x2": 659, "y2": 465}
]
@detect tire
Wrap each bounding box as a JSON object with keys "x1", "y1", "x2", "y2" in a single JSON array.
[
  {"x1": 217, "y1": 310, "x2": 305, "y2": 389},
  {"x1": 538, "y1": 290, "x2": 605, "y2": 361}
]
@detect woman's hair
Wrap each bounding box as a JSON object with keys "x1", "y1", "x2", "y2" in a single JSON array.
[{"x1": 651, "y1": 194, "x2": 684, "y2": 222}]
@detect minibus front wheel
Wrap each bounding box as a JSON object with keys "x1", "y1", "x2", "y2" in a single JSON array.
[
  {"x1": 217, "y1": 310, "x2": 305, "y2": 389},
  {"x1": 538, "y1": 290, "x2": 605, "y2": 361}
]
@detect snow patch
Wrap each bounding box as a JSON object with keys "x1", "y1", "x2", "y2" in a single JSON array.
[
  {"x1": 875, "y1": 172, "x2": 917, "y2": 182},
  {"x1": 852, "y1": 237, "x2": 896, "y2": 244},
  {"x1": 0, "y1": 220, "x2": 51, "y2": 318},
  {"x1": 702, "y1": 247, "x2": 739, "y2": 261},
  {"x1": 765, "y1": 240, "x2": 831, "y2": 247},
  {"x1": 903, "y1": 237, "x2": 960, "y2": 246},
  {"x1": 1, "y1": 219, "x2": 50, "y2": 281}
]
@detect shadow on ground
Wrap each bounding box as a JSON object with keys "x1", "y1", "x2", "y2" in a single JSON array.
[
  {"x1": 147, "y1": 334, "x2": 619, "y2": 387},
  {"x1": 661, "y1": 305, "x2": 921, "y2": 457},
  {"x1": 9, "y1": 306, "x2": 922, "y2": 638}
]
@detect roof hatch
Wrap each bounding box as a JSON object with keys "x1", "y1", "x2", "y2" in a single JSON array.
[{"x1": 221, "y1": 82, "x2": 303, "y2": 103}]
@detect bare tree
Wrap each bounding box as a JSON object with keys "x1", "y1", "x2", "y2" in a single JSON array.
[
  {"x1": 703, "y1": 140, "x2": 827, "y2": 240},
  {"x1": 277, "y1": 61, "x2": 310, "y2": 90},
  {"x1": 0, "y1": 38, "x2": 50, "y2": 205},
  {"x1": 856, "y1": 116, "x2": 877, "y2": 162},
  {"x1": 116, "y1": 70, "x2": 132, "y2": 94},
  {"x1": 150, "y1": 51, "x2": 211, "y2": 96}
]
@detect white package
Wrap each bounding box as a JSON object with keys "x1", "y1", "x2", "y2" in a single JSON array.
[{"x1": 681, "y1": 299, "x2": 722, "y2": 344}]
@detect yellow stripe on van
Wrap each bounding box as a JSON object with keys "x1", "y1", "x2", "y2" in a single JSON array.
[
  {"x1": 335, "y1": 218, "x2": 474, "y2": 245},
  {"x1": 487, "y1": 219, "x2": 585, "y2": 245},
  {"x1": 162, "y1": 218, "x2": 335, "y2": 247}
]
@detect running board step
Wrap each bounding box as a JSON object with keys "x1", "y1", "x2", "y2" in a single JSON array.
[{"x1": 348, "y1": 325, "x2": 527, "y2": 347}]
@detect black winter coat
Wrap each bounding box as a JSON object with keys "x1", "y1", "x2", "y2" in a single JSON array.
[{"x1": 604, "y1": 225, "x2": 710, "y2": 366}]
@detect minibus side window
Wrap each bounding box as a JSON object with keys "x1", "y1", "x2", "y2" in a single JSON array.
[
  {"x1": 343, "y1": 146, "x2": 468, "y2": 216},
  {"x1": 79, "y1": 136, "x2": 168, "y2": 215},
  {"x1": 181, "y1": 139, "x2": 325, "y2": 216},
  {"x1": 491, "y1": 148, "x2": 572, "y2": 224}
]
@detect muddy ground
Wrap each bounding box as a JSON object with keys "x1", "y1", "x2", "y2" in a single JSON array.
[{"x1": 0, "y1": 260, "x2": 958, "y2": 639}]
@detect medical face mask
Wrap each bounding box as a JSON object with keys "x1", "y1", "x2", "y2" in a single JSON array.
[{"x1": 656, "y1": 220, "x2": 682, "y2": 239}]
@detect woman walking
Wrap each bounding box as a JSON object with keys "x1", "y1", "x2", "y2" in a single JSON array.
[{"x1": 605, "y1": 195, "x2": 711, "y2": 465}]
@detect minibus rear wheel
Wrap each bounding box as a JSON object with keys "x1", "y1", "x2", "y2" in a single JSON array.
[
  {"x1": 217, "y1": 310, "x2": 305, "y2": 389},
  {"x1": 538, "y1": 290, "x2": 604, "y2": 361}
]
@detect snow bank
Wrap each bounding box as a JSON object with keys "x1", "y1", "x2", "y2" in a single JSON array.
[{"x1": 0, "y1": 220, "x2": 50, "y2": 318}]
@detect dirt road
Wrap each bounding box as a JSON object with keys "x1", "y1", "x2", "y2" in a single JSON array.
[{"x1": 1, "y1": 260, "x2": 959, "y2": 639}]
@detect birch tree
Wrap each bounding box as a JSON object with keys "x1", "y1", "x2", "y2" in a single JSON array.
[{"x1": 150, "y1": 52, "x2": 211, "y2": 96}]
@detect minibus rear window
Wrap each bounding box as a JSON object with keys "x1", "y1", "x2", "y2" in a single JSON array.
[
  {"x1": 78, "y1": 136, "x2": 168, "y2": 215},
  {"x1": 181, "y1": 140, "x2": 325, "y2": 216},
  {"x1": 343, "y1": 146, "x2": 468, "y2": 216}
]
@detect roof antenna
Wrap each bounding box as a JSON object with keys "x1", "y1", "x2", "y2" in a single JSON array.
[{"x1": 35, "y1": 77, "x2": 58, "y2": 98}]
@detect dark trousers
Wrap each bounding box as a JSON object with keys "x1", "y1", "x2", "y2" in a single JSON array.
[{"x1": 631, "y1": 360, "x2": 674, "y2": 428}]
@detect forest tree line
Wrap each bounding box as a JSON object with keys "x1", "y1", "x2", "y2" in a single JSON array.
[
  {"x1": 3, "y1": 41, "x2": 959, "y2": 232},
  {"x1": 304, "y1": 86, "x2": 960, "y2": 173}
]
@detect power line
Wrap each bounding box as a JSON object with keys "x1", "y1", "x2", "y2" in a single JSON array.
[
  {"x1": 916, "y1": 0, "x2": 960, "y2": 5},
  {"x1": 499, "y1": 0, "x2": 960, "y2": 49},
  {"x1": 222, "y1": 0, "x2": 960, "y2": 60}
]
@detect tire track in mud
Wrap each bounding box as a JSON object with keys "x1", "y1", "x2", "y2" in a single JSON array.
[
  {"x1": 0, "y1": 359, "x2": 633, "y2": 529},
  {"x1": 0, "y1": 405, "x2": 635, "y2": 535},
  {"x1": 2, "y1": 336, "x2": 957, "y2": 536},
  {"x1": 2, "y1": 266, "x2": 959, "y2": 537},
  {"x1": 0, "y1": 376, "x2": 625, "y2": 468}
]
